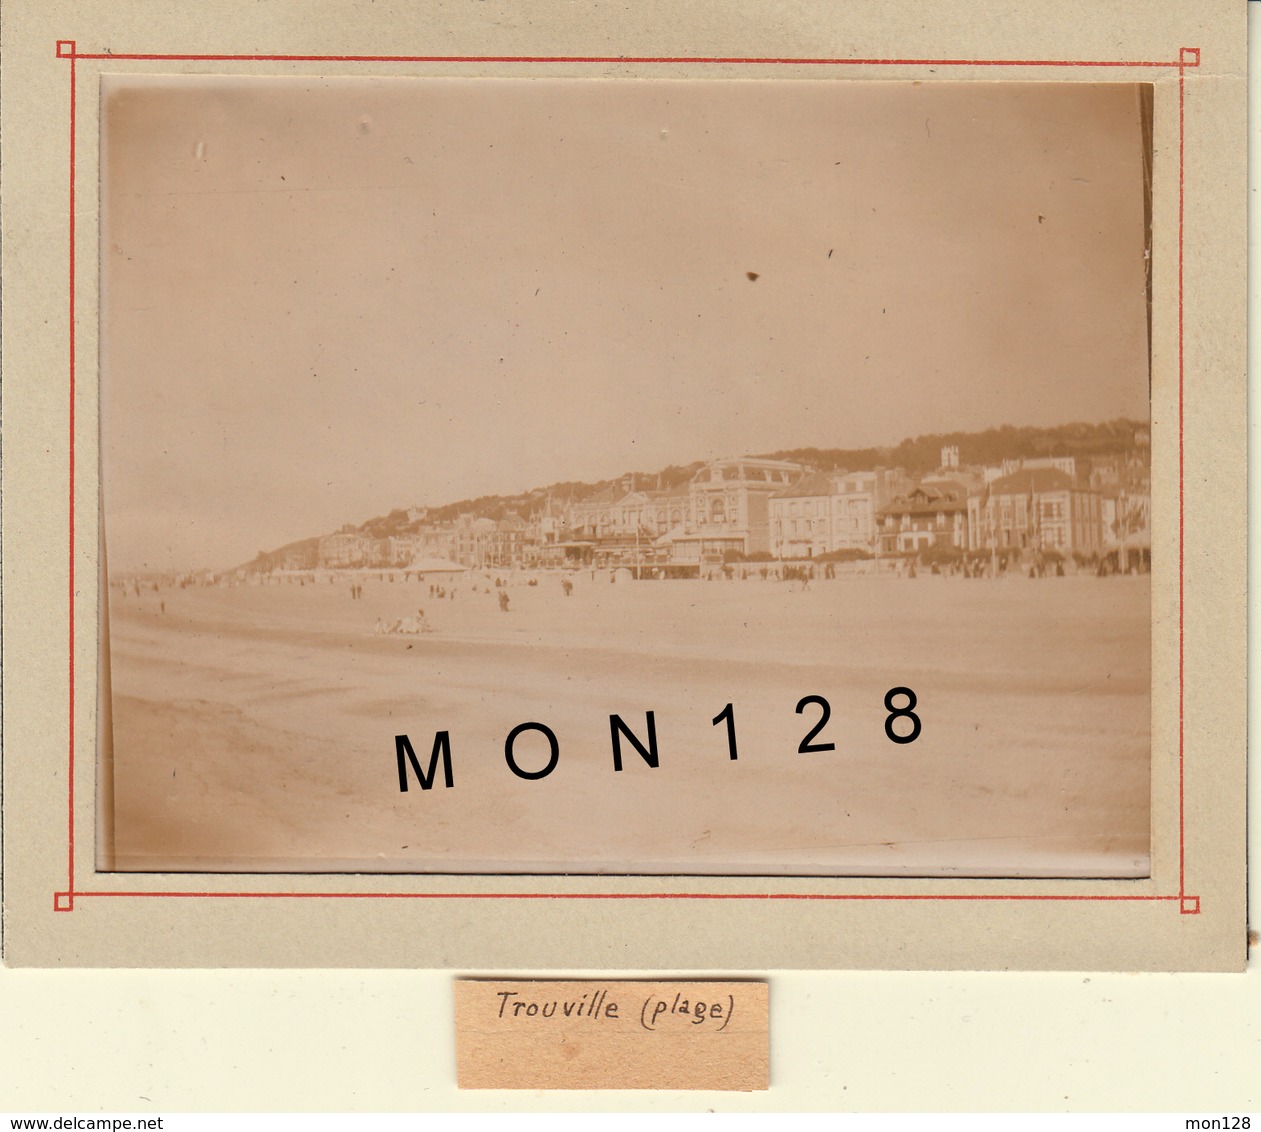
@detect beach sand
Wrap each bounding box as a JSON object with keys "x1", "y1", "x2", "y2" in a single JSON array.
[{"x1": 104, "y1": 569, "x2": 1150, "y2": 877}]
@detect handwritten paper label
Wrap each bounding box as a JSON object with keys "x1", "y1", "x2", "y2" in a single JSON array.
[{"x1": 454, "y1": 979, "x2": 769, "y2": 1090}]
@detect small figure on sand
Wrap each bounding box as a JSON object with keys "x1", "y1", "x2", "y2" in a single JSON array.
[
  {"x1": 562, "y1": 578, "x2": 573, "y2": 597},
  {"x1": 498, "y1": 591, "x2": 510, "y2": 613},
  {"x1": 375, "y1": 608, "x2": 432, "y2": 635}
]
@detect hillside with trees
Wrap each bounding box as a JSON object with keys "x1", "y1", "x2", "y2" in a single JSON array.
[
  {"x1": 258, "y1": 418, "x2": 1148, "y2": 559},
  {"x1": 753, "y1": 419, "x2": 1148, "y2": 478}
]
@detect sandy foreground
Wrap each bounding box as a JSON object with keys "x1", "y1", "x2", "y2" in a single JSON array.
[{"x1": 104, "y1": 569, "x2": 1150, "y2": 877}]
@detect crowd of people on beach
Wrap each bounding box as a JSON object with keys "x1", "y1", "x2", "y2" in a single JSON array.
[{"x1": 112, "y1": 541, "x2": 1148, "y2": 641}]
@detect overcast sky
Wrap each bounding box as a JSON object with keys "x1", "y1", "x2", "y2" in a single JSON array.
[{"x1": 101, "y1": 76, "x2": 1151, "y2": 573}]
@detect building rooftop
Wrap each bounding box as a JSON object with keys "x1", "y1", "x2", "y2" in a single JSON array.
[
  {"x1": 773, "y1": 471, "x2": 836, "y2": 499},
  {"x1": 985, "y1": 467, "x2": 1076, "y2": 496},
  {"x1": 883, "y1": 482, "x2": 968, "y2": 516},
  {"x1": 693, "y1": 457, "x2": 807, "y2": 485}
]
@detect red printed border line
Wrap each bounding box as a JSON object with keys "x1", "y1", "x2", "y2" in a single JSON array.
[{"x1": 53, "y1": 43, "x2": 1200, "y2": 917}]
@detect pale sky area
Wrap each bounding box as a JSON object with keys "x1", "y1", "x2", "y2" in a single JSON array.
[{"x1": 101, "y1": 76, "x2": 1151, "y2": 573}]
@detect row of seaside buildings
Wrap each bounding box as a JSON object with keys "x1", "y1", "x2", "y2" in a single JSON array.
[{"x1": 289, "y1": 445, "x2": 1151, "y2": 577}]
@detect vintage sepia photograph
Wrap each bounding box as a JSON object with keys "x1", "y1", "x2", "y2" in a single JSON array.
[{"x1": 99, "y1": 75, "x2": 1153, "y2": 877}]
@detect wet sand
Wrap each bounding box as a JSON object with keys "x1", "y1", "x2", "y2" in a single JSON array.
[{"x1": 105, "y1": 570, "x2": 1151, "y2": 876}]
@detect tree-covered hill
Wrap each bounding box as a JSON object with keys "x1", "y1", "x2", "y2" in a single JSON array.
[
  {"x1": 257, "y1": 418, "x2": 1147, "y2": 560},
  {"x1": 754, "y1": 419, "x2": 1148, "y2": 477}
]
